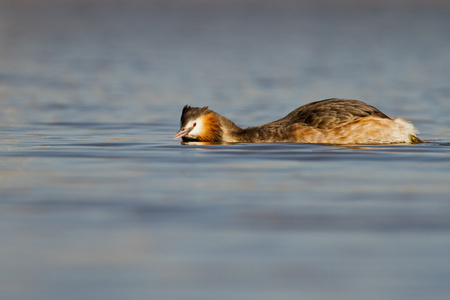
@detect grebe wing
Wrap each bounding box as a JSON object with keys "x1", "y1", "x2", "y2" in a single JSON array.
[{"x1": 286, "y1": 98, "x2": 390, "y2": 130}]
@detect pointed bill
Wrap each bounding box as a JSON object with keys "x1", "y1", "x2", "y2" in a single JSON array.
[{"x1": 173, "y1": 128, "x2": 189, "y2": 139}]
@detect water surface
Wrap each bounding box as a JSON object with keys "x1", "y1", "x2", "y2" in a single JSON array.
[{"x1": 1, "y1": 1, "x2": 450, "y2": 299}]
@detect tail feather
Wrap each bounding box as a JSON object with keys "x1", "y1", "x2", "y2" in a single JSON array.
[{"x1": 393, "y1": 118, "x2": 423, "y2": 144}]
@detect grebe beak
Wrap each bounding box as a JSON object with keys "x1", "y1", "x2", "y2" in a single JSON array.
[{"x1": 173, "y1": 128, "x2": 190, "y2": 139}]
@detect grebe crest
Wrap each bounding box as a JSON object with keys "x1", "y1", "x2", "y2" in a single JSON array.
[
  {"x1": 174, "y1": 99, "x2": 423, "y2": 145},
  {"x1": 173, "y1": 105, "x2": 223, "y2": 142}
]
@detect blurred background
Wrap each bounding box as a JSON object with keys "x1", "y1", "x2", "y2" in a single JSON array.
[
  {"x1": 0, "y1": 0, "x2": 450, "y2": 299},
  {"x1": 1, "y1": 0, "x2": 449, "y2": 128}
]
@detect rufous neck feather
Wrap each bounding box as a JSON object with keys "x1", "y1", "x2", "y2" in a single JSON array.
[{"x1": 196, "y1": 112, "x2": 223, "y2": 142}]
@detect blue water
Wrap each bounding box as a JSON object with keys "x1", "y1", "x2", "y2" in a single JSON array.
[{"x1": 1, "y1": 1, "x2": 450, "y2": 299}]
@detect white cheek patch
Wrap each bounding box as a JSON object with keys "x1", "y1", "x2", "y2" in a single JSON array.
[{"x1": 186, "y1": 119, "x2": 204, "y2": 138}]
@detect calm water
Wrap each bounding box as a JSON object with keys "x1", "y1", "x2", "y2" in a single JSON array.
[{"x1": 1, "y1": 0, "x2": 450, "y2": 299}]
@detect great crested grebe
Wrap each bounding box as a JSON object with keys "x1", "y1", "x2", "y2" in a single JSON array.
[{"x1": 174, "y1": 98, "x2": 423, "y2": 144}]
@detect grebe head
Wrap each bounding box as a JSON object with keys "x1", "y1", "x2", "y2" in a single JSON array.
[{"x1": 174, "y1": 105, "x2": 221, "y2": 142}]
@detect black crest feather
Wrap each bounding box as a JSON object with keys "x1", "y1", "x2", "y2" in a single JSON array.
[{"x1": 180, "y1": 105, "x2": 210, "y2": 125}]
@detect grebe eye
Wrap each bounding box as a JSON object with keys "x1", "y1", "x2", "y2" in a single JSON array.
[{"x1": 193, "y1": 122, "x2": 197, "y2": 127}]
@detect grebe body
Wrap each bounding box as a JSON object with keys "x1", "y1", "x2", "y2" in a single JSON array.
[{"x1": 174, "y1": 98, "x2": 422, "y2": 144}]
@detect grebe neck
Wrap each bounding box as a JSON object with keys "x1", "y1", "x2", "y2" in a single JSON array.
[{"x1": 218, "y1": 115, "x2": 290, "y2": 143}]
